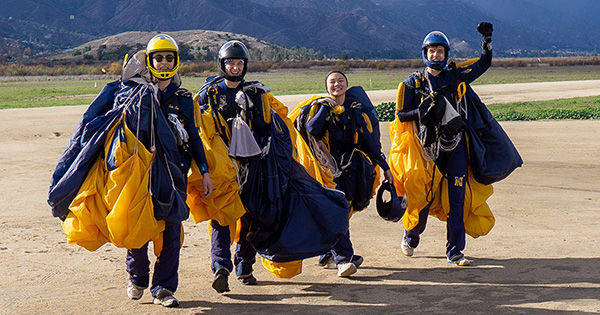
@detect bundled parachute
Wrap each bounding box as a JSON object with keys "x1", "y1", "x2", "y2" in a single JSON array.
[
  {"x1": 240, "y1": 112, "x2": 350, "y2": 262},
  {"x1": 289, "y1": 86, "x2": 382, "y2": 213},
  {"x1": 192, "y1": 79, "x2": 351, "y2": 277},
  {"x1": 48, "y1": 51, "x2": 192, "y2": 251}
]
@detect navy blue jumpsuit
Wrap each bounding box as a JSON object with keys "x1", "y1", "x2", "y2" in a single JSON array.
[
  {"x1": 126, "y1": 81, "x2": 209, "y2": 297},
  {"x1": 197, "y1": 78, "x2": 269, "y2": 278},
  {"x1": 396, "y1": 46, "x2": 492, "y2": 261}
]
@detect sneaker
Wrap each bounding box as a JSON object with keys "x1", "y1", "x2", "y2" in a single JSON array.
[
  {"x1": 401, "y1": 238, "x2": 414, "y2": 257},
  {"x1": 447, "y1": 254, "x2": 470, "y2": 266},
  {"x1": 237, "y1": 273, "x2": 258, "y2": 285},
  {"x1": 153, "y1": 288, "x2": 179, "y2": 308},
  {"x1": 126, "y1": 281, "x2": 145, "y2": 300},
  {"x1": 318, "y1": 253, "x2": 336, "y2": 269},
  {"x1": 337, "y1": 262, "x2": 357, "y2": 277},
  {"x1": 212, "y1": 268, "x2": 230, "y2": 293},
  {"x1": 351, "y1": 255, "x2": 364, "y2": 268}
]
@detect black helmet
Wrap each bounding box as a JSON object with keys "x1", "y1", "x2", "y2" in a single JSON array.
[
  {"x1": 218, "y1": 40, "x2": 249, "y2": 82},
  {"x1": 376, "y1": 180, "x2": 406, "y2": 222}
]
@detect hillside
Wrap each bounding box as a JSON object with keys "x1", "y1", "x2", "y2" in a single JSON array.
[{"x1": 56, "y1": 30, "x2": 319, "y2": 63}]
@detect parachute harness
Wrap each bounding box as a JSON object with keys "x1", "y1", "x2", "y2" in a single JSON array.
[{"x1": 415, "y1": 70, "x2": 465, "y2": 163}]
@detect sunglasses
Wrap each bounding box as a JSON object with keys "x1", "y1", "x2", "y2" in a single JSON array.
[{"x1": 153, "y1": 55, "x2": 175, "y2": 63}]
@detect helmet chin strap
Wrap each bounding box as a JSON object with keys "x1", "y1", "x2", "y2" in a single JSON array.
[{"x1": 224, "y1": 74, "x2": 244, "y2": 82}]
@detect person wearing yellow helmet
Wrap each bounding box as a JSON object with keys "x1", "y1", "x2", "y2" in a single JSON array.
[
  {"x1": 146, "y1": 33, "x2": 180, "y2": 81},
  {"x1": 125, "y1": 33, "x2": 213, "y2": 308}
]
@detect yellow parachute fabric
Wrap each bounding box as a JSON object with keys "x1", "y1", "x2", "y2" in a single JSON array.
[
  {"x1": 288, "y1": 95, "x2": 336, "y2": 188},
  {"x1": 187, "y1": 94, "x2": 245, "y2": 227},
  {"x1": 260, "y1": 257, "x2": 302, "y2": 278},
  {"x1": 62, "y1": 154, "x2": 111, "y2": 251},
  {"x1": 63, "y1": 114, "x2": 166, "y2": 251},
  {"x1": 428, "y1": 163, "x2": 495, "y2": 238},
  {"x1": 389, "y1": 82, "x2": 495, "y2": 238}
]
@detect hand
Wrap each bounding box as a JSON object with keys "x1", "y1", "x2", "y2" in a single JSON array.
[
  {"x1": 477, "y1": 22, "x2": 493, "y2": 37},
  {"x1": 383, "y1": 169, "x2": 394, "y2": 185},
  {"x1": 235, "y1": 90, "x2": 254, "y2": 109},
  {"x1": 202, "y1": 173, "x2": 214, "y2": 197}
]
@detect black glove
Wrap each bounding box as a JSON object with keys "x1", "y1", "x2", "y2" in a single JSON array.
[{"x1": 477, "y1": 22, "x2": 493, "y2": 38}]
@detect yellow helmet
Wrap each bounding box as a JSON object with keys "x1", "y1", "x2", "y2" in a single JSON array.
[{"x1": 146, "y1": 34, "x2": 179, "y2": 80}]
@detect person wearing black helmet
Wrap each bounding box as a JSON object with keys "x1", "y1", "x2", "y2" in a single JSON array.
[
  {"x1": 392, "y1": 22, "x2": 499, "y2": 266},
  {"x1": 195, "y1": 40, "x2": 270, "y2": 293}
]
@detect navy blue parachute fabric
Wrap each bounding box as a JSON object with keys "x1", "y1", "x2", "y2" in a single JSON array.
[
  {"x1": 239, "y1": 115, "x2": 290, "y2": 229},
  {"x1": 338, "y1": 150, "x2": 377, "y2": 212},
  {"x1": 346, "y1": 86, "x2": 381, "y2": 150},
  {"x1": 465, "y1": 88, "x2": 523, "y2": 185},
  {"x1": 48, "y1": 80, "x2": 122, "y2": 218},
  {"x1": 241, "y1": 113, "x2": 350, "y2": 262}
]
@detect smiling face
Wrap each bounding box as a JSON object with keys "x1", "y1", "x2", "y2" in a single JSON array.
[
  {"x1": 151, "y1": 51, "x2": 175, "y2": 71},
  {"x1": 224, "y1": 59, "x2": 245, "y2": 78},
  {"x1": 426, "y1": 45, "x2": 446, "y2": 63},
  {"x1": 326, "y1": 72, "x2": 348, "y2": 98}
]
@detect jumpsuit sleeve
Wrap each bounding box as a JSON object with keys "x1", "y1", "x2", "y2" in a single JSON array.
[
  {"x1": 395, "y1": 78, "x2": 420, "y2": 122},
  {"x1": 458, "y1": 46, "x2": 492, "y2": 84},
  {"x1": 184, "y1": 101, "x2": 209, "y2": 174},
  {"x1": 305, "y1": 104, "x2": 329, "y2": 138}
]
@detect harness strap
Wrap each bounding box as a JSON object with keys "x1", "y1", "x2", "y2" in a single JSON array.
[{"x1": 206, "y1": 85, "x2": 230, "y2": 147}]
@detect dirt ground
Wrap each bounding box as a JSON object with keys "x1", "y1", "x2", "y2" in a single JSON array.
[{"x1": 1, "y1": 80, "x2": 600, "y2": 314}]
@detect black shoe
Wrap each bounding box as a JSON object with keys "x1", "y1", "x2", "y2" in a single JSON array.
[
  {"x1": 212, "y1": 268, "x2": 230, "y2": 293},
  {"x1": 237, "y1": 273, "x2": 257, "y2": 285},
  {"x1": 351, "y1": 255, "x2": 364, "y2": 268},
  {"x1": 318, "y1": 252, "x2": 333, "y2": 267}
]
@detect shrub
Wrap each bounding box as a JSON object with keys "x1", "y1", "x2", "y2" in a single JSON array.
[{"x1": 375, "y1": 102, "x2": 396, "y2": 122}]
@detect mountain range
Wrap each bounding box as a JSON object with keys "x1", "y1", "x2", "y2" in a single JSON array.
[{"x1": 2, "y1": 0, "x2": 599, "y2": 60}]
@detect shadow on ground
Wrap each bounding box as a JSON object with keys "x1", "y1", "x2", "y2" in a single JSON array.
[{"x1": 177, "y1": 257, "x2": 600, "y2": 314}]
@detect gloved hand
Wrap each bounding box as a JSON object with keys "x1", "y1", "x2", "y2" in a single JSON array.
[
  {"x1": 235, "y1": 90, "x2": 254, "y2": 109},
  {"x1": 477, "y1": 22, "x2": 493, "y2": 39},
  {"x1": 167, "y1": 113, "x2": 189, "y2": 146},
  {"x1": 478, "y1": 22, "x2": 493, "y2": 50}
]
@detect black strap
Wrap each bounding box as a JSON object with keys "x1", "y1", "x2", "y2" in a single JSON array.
[
  {"x1": 447, "y1": 61, "x2": 461, "y2": 104},
  {"x1": 206, "y1": 85, "x2": 230, "y2": 147}
]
